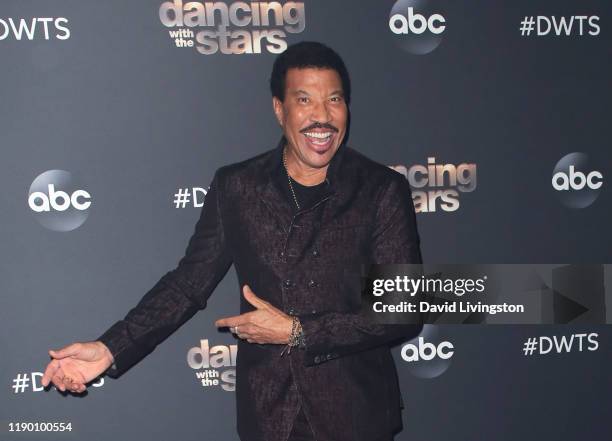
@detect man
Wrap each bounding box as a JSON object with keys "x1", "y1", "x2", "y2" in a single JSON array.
[{"x1": 42, "y1": 41, "x2": 423, "y2": 441}]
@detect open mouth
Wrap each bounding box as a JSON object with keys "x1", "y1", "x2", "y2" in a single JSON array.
[{"x1": 302, "y1": 131, "x2": 334, "y2": 152}]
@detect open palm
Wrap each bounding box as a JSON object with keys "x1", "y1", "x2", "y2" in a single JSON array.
[{"x1": 42, "y1": 341, "x2": 114, "y2": 394}]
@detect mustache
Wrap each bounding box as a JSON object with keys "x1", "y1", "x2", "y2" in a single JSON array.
[{"x1": 300, "y1": 122, "x2": 338, "y2": 133}]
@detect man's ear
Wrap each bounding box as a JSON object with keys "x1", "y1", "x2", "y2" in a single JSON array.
[{"x1": 272, "y1": 97, "x2": 284, "y2": 127}]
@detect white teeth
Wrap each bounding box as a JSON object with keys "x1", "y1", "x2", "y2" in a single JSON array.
[{"x1": 304, "y1": 132, "x2": 332, "y2": 139}]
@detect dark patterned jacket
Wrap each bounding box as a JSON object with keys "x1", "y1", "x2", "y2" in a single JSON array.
[{"x1": 98, "y1": 138, "x2": 423, "y2": 441}]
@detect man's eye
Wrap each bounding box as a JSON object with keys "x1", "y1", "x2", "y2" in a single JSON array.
[
  {"x1": 298, "y1": 97, "x2": 309, "y2": 103},
  {"x1": 330, "y1": 96, "x2": 343, "y2": 103}
]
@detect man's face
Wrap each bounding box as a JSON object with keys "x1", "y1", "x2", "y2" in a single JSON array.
[{"x1": 273, "y1": 67, "x2": 348, "y2": 171}]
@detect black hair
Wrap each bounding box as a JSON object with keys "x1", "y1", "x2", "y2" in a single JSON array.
[{"x1": 269, "y1": 41, "x2": 351, "y2": 106}]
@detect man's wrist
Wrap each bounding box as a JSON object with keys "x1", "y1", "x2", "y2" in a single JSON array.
[
  {"x1": 288, "y1": 316, "x2": 305, "y2": 348},
  {"x1": 280, "y1": 316, "x2": 306, "y2": 355},
  {"x1": 96, "y1": 340, "x2": 115, "y2": 364}
]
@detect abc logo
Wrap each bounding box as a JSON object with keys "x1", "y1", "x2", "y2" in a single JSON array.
[
  {"x1": 552, "y1": 153, "x2": 603, "y2": 208},
  {"x1": 552, "y1": 166, "x2": 602, "y2": 191},
  {"x1": 389, "y1": 0, "x2": 446, "y2": 55},
  {"x1": 398, "y1": 326, "x2": 454, "y2": 379},
  {"x1": 401, "y1": 337, "x2": 454, "y2": 361},
  {"x1": 29, "y1": 184, "x2": 91, "y2": 212},
  {"x1": 28, "y1": 170, "x2": 92, "y2": 232},
  {"x1": 389, "y1": 7, "x2": 445, "y2": 35}
]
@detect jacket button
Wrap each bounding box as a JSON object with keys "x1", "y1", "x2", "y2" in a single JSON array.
[
  {"x1": 311, "y1": 249, "x2": 320, "y2": 257},
  {"x1": 307, "y1": 279, "x2": 317, "y2": 288},
  {"x1": 288, "y1": 307, "x2": 295, "y2": 315},
  {"x1": 278, "y1": 250, "x2": 285, "y2": 258},
  {"x1": 311, "y1": 309, "x2": 317, "y2": 315},
  {"x1": 314, "y1": 355, "x2": 321, "y2": 364},
  {"x1": 283, "y1": 279, "x2": 292, "y2": 288},
  {"x1": 326, "y1": 354, "x2": 333, "y2": 360}
]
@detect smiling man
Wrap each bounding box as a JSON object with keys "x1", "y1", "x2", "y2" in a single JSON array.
[{"x1": 42, "y1": 41, "x2": 423, "y2": 441}]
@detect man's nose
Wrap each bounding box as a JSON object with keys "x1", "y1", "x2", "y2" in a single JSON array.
[{"x1": 310, "y1": 100, "x2": 331, "y2": 124}]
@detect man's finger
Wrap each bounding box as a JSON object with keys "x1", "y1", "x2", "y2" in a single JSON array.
[
  {"x1": 62, "y1": 374, "x2": 83, "y2": 388},
  {"x1": 215, "y1": 312, "x2": 252, "y2": 328},
  {"x1": 243, "y1": 285, "x2": 268, "y2": 309},
  {"x1": 68, "y1": 382, "x2": 86, "y2": 393},
  {"x1": 49, "y1": 364, "x2": 65, "y2": 391},
  {"x1": 235, "y1": 323, "x2": 257, "y2": 338},
  {"x1": 51, "y1": 372, "x2": 66, "y2": 392},
  {"x1": 215, "y1": 315, "x2": 242, "y2": 328},
  {"x1": 42, "y1": 359, "x2": 60, "y2": 387},
  {"x1": 49, "y1": 343, "x2": 80, "y2": 360}
]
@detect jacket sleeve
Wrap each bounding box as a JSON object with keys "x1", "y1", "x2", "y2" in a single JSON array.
[
  {"x1": 96, "y1": 169, "x2": 232, "y2": 378},
  {"x1": 298, "y1": 173, "x2": 423, "y2": 366}
]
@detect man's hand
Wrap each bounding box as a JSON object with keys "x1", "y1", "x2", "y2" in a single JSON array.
[
  {"x1": 41, "y1": 341, "x2": 114, "y2": 394},
  {"x1": 215, "y1": 285, "x2": 292, "y2": 344}
]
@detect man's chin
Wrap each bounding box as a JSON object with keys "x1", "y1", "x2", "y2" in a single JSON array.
[{"x1": 302, "y1": 146, "x2": 338, "y2": 167}]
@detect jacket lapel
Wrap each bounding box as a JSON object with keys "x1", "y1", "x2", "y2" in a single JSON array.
[{"x1": 255, "y1": 137, "x2": 294, "y2": 232}]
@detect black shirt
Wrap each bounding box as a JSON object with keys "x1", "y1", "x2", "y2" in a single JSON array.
[{"x1": 273, "y1": 155, "x2": 330, "y2": 211}]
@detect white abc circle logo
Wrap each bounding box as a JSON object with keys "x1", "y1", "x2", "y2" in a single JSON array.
[
  {"x1": 29, "y1": 184, "x2": 91, "y2": 212},
  {"x1": 28, "y1": 170, "x2": 92, "y2": 231},
  {"x1": 401, "y1": 337, "x2": 454, "y2": 361},
  {"x1": 552, "y1": 166, "x2": 602, "y2": 190},
  {"x1": 399, "y1": 325, "x2": 453, "y2": 379},
  {"x1": 390, "y1": 7, "x2": 445, "y2": 35},
  {"x1": 389, "y1": 0, "x2": 446, "y2": 55},
  {"x1": 552, "y1": 153, "x2": 603, "y2": 208}
]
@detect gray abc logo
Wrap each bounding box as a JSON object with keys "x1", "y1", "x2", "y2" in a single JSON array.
[
  {"x1": 389, "y1": 0, "x2": 446, "y2": 55},
  {"x1": 400, "y1": 325, "x2": 453, "y2": 379},
  {"x1": 552, "y1": 153, "x2": 603, "y2": 208},
  {"x1": 28, "y1": 170, "x2": 92, "y2": 231}
]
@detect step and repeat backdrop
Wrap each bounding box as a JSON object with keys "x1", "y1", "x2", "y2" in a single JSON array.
[{"x1": 1, "y1": 1, "x2": 611, "y2": 440}]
